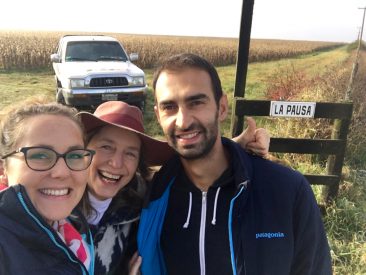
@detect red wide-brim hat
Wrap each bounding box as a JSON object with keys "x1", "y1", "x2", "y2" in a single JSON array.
[{"x1": 77, "y1": 101, "x2": 174, "y2": 166}]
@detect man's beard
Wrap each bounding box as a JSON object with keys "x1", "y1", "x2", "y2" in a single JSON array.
[{"x1": 167, "y1": 115, "x2": 219, "y2": 160}]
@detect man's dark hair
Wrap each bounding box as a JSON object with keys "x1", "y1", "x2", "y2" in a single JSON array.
[{"x1": 152, "y1": 53, "x2": 223, "y2": 105}]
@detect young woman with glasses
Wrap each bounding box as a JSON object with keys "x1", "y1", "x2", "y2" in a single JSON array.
[{"x1": 0, "y1": 100, "x2": 95, "y2": 275}]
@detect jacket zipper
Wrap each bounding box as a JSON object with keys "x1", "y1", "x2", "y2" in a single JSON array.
[
  {"x1": 228, "y1": 182, "x2": 247, "y2": 275},
  {"x1": 199, "y1": 191, "x2": 207, "y2": 275}
]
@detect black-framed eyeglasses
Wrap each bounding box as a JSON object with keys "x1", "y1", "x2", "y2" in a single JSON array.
[{"x1": 1, "y1": 146, "x2": 95, "y2": 171}]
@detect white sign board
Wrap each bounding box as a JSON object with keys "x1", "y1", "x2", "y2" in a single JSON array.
[{"x1": 270, "y1": 101, "x2": 316, "y2": 118}]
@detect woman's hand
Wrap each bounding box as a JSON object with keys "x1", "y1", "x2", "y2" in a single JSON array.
[
  {"x1": 129, "y1": 252, "x2": 142, "y2": 275},
  {"x1": 232, "y1": 117, "x2": 270, "y2": 157}
]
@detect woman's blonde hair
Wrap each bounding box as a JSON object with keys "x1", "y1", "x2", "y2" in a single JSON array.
[{"x1": 0, "y1": 97, "x2": 86, "y2": 160}]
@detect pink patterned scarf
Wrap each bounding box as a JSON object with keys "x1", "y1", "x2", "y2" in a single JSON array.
[{"x1": 55, "y1": 219, "x2": 92, "y2": 271}]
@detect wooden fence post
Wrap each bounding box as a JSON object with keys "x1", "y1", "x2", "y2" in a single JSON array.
[{"x1": 323, "y1": 118, "x2": 351, "y2": 202}]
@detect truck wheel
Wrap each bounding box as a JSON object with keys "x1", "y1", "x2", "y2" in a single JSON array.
[
  {"x1": 138, "y1": 100, "x2": 145, "y2": 112},
  {"x1": 56, "y1": 90, "x2": 66, "y2": 105}
]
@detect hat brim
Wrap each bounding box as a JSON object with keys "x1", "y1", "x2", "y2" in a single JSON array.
[{"x1": 78, "y1": 111, "x2": 174, "y2": 166}]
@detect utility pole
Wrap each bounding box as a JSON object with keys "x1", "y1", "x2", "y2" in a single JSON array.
[
  {"x1": 357, "y1": 27, "x2": 361, "y2": 42},
  {"x1": 357, "y1": 7, "x2": 366, "y2": 56},
  {"x1": 346, "y1": 7, "x2": 366, "y2": 100}
]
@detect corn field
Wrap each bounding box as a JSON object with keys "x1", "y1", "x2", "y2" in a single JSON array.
[{"x1": 0, "y1": 30, "x2": 344, "y2": 70}]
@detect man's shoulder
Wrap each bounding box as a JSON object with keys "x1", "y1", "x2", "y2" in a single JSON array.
[
  {"x1": 225, "y1": 138, "x2": 306, "y2": 183},
  {"x1": 245, "y1": 155, "x2": 317, "y2": 207},
  {"x1": 227, "y1": 141, "x2": 309, "y2": 196},
  {"x1": 252, "y1": 155, "x2": 305, "y2": 180}
]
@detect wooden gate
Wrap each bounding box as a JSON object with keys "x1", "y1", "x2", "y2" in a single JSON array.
[{"x1": 230, "y1": 99, "x2": 353, "y2": 201}]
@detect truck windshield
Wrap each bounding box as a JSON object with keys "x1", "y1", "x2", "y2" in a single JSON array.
[{"x1": 65, "y1": 41, "x2": 128, "y2": 62}]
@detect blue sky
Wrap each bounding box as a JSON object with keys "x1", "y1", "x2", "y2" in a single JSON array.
[{"x1": 1, "y1": 0, "x2": 365, "y2": 42}]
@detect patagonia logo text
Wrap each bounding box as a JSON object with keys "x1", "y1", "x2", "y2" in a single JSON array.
[{"x1": 256, "y1": 232, "x2": 285, "y2": 239}]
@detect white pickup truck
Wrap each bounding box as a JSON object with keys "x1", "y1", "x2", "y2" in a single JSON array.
[{"x1": 50, "y1": 35, "x2": 147, "y2": 110}]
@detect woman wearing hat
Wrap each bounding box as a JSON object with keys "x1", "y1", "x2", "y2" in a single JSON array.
[{"x1": 77, "y1": 101, "x2": 269, "y2": 274}]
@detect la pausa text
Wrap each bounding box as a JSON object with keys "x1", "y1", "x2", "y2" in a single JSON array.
[{"x1": 270, "y1": 101, "x2": 316, "y2": 118}]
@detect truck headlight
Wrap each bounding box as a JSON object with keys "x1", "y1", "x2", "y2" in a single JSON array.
[
  {"x1": 131, "y1": 76, "x2": 144, "y2": 86},
  {"x1": 70, "y1": 79, "x2": 85, "y2": 88}
]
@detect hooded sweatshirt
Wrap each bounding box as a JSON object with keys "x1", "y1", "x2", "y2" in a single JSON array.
[{"x1": 137, "y1": 138, "x2": 332, "y2": 275}]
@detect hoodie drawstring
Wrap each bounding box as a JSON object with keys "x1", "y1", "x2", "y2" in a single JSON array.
[
  {"x1": 183, "y1": 186, "x2": 223, "y2": 228},
  {"x1": 183, "y1": 192, "x2": 192, "y2": 228},
  {"x1": 211, "y1": 187, "x2": 221, "y2": 225}
]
